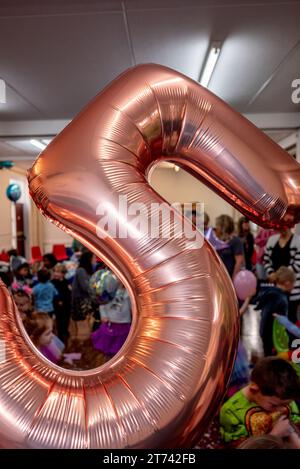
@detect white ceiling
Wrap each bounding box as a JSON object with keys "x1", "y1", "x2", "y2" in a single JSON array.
[{"x1": 0, "y1": 0, "x2": 299, "y2": 162}]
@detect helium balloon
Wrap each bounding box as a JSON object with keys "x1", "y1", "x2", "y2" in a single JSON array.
[
  {"x1": 233, "y1": 270, "x2": 257, "y2": 300},
  {"x1": 1, "y1": 64, "x2": 300, "y2": 449},
  {"x1": 89, "y1": 268, "x2": 119, "y2": 303},
  {"x1": 6, "y1": 183, "x2": 21, "y2": 202}
]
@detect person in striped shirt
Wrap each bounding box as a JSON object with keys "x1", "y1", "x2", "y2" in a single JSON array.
[{"x1": 263, "y1": 228, "x2": 300, "y2": 324}]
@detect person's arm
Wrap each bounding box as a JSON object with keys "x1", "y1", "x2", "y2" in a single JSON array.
[
  {"x1": 273, "y1": 314, "x2": 300, "y2": 338},
  {"x1": 220, "y1": 405, "x2": 248, "y2": 445},
  {"x1": 233, "y1": 255, "x2": 245, "y2": 279}
]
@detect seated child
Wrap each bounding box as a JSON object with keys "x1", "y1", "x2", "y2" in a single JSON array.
[
  {"x1": 255, "y1": 266, "x2": 295, "y2": 356},
  {"x1": 24, "y1": 312, "x2": 64, "y2": 364},
  {"x1": 32, "y1": 268, "x2": 58, "y2": 316},
  {"x1": 13, "y1": 289, "x2": 33, "y2": 321},
  {"x1": 91, "y1": 281, "x2": 131, "y2": 360},
  {"x1": 220, "y1": 357, "x2": 300, "y2": 447}
]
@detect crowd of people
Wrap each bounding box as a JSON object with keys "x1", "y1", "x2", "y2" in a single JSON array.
[
  {"x1": 1, "y1": 211, "x2": 300, "y2": 448},
  {"x1": 0, "y1": 242, "x2": 132, "y2": 370}
]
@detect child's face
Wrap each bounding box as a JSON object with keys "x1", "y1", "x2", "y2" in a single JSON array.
[
  {"x1": 252, "y1": 387, "x2": 291, "y2": 412},
  {"x1": 39, "y1": 323, "x2": 53, "y2": 347},
  {"x1": 283, "y1": 280, "x2": 295, "y2": 293},
  {"x1": 19, "y1": 267, "x2": 29, "y2": 277},
  {"x1": 53, "y1": 269, "x2": 65, "y2": 280}
]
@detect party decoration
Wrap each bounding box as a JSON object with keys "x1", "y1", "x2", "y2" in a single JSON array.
[
  {"x1": 0, "y1": 161, "x2": 14, "y2": 170},
  {"x1": 6, "y1": 183, "x2": 21, "y2": 202},
  {"x1": 233, "y1": 270, "x2": 257, "y2": 300},
  {"x1": 1, "y1": 64, "x2": 300, "y2": 449},
  {"x1": 89, "y1": 268, "x2": 119, "y2": 303}
]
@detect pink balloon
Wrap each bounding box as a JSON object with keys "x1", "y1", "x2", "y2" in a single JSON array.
[{"x1": 233, "y1": 270, "x2": 257, "y2": 300}]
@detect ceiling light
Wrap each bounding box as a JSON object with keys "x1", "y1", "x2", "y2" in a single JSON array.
[
  {"x1": 199, "y1": 41, "x2": 222, "y2": 88},
  {"x1": 42, "y1": 138, "x2": 52, "y2": 146},
  {"x1": 0, "y1": 79, "x2": 6, "y2": 104},
  {"x1": 30, "y1": 139, "x2": 47, "y2": 151}
]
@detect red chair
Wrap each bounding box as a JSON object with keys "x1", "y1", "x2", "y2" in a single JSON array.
[
  {"x1": 52, "y1": 244, "x2": 68, "y2": 261},
  {"x1": 31, "y1": 246, "x2": 43, "y2": 263},
  {"x1": 0, "y1": 250, "x2": 9, "y2": 262}
]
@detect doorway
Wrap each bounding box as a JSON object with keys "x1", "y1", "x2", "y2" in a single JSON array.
[{"x1": 15, "y1": 203, "x2": 25, "y2": 256}]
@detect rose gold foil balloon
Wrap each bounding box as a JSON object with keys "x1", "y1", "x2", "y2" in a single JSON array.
[{"x1": 1, "y1": 64, "x2": 300, "y2": 449}]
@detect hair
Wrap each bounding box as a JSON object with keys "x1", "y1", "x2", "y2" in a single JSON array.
[
  {"x1": 13, "y1": 289, "x2": 31, "y2": 301},
  {"x1": 204, "y1": 212, "x2": 210, "y2": 226},
  {"x1": 24, "y1": 312, "x2": 52, "y2": 346},
  {"x1": 79, "y1": 251, "x2": 94, "y2": 275},
  {"x1": 37, "y1": 268, "x2": 51, "y2": 283},
  {"x1": 43, "y1": 253, "x2": 57, "y2": 269},
  {"x1": 7, "y1": 249, "x2": 18, "y2": 257},
  {"x1": 273, "y1": 266, "x2": 295, "y2": 285},
  {"x1": 238, "y1": 435, "x2": 285, "y2": 449},
  {"x1": 16, "y1": 262, "x2": 30, "y2": 273},
  {"x1": 251, "y1": 357, "x2": 300, "y2": 400},
  {"x1": 215, "y1": 214, "x2": 235, "y2": 240},
  {"x1": 238, "y1": 216, "x2": 251, "y2": 237},
  {"x1": 53, "y1": 263, "x2": 67, "y2": 274}
]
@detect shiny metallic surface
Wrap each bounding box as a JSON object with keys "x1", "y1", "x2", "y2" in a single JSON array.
[{"x1": 1, "y1": 64, "x2": 299, "y2": 448}]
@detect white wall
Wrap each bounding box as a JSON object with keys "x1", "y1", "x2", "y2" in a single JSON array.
[
  {"x1": 149, "y1": 165, "x2": 240, "y2": 226},
  {"x1": 0, "y1": 166, "x2": 72, "y2": 258}
]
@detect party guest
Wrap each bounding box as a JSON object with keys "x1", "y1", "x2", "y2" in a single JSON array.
[
  {"x1": 263, "y1": 228, "x2": 300, "y2": 323},
  {"x1": 32, "y1": 268, "x2": 58, "y2": 316},
  {"x1": 238, "y1": 217, "x2": 254, "y2": 271},
  {"x1": 254, "y1": 227, "x2": 276, "y2": 280},
  {"x1": 220, "y1": 357, "x2": 300, "y2": 447},
  {"x1": 52, "y1": 263, "x2": 71, "y2": 344},
  {"x1": 213, "y1": 214, "x2": 245, "y2": 279},
  {"x1": 24, "y1": 312, "x2": 64, "y2": 364},
  {"x1": 91, "y1": 282, "x2": 131, "y2": 360},
  {"x1": 71, "y1": 252, "x2": 96, "y2": 333},
  {"x1": 255, "y1": 266, "x2": 295, "y2": 356},
  {"x1": 13, "y1": 289, "x2": 33, "y2": 321}
]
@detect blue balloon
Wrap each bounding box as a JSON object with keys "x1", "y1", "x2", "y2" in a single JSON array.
[{"x1": 6, "y1": 183, "x2": 21, "y2": 202}]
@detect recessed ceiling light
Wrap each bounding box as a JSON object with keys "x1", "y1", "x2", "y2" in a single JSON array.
[
  {"x1": 42, "y1": 138, "x2": 52, "y2": 146},
  {"x1": 199, "y1": 41, "x2": 222, "y2": 88},
  {"x1": 30, "y1": 139, "x2": 46, "y2": 151}
]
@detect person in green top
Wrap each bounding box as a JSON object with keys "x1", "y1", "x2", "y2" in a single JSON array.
[{"x1": 220, "y1": 357, "x2": 300, "y2": 447}]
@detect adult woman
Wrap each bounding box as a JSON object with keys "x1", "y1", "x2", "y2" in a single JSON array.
[{"x1": 213, "y1": 215, "x2": 245, "y2": 279}]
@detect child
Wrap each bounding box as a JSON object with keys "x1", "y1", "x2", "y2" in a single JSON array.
[
  {"x1": 32, "y1": 268, "x2": 58, "y2": 316},
  {"x1": 91, "y1": 282, "x2": 131, "y2": 360},
  {"x1": 255, "y1": 266, "x2": 295, "y2": 356},
  {"x1": 13, "y1": 289, "x2": 33, "y2": 321},
  {"x1": 51, "y1": 263, "x2": 71, "y2": 344},
  {"x1": 220, "y1": 357, "x2": 300, "y2": 447},
  {"x1": 24, "y1": 312, "x2": 64, "y2": 364},
  {"x1": 12, "y1": 262, "x2": 33, "y2": 292}
]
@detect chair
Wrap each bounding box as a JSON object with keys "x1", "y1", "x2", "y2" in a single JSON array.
[
  {"x1": 52, "y1": 244, "x2": 68, "y2": 261},
  {"x1": 0, "y1": 250, "x2": 9, "y2": 262},
  {"x1": 31, "y1": 246, "x2": 43, "y2": 263}
]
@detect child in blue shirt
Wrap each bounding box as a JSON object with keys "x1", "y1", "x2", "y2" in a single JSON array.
[{"x1": 32, "y1": 268, "x2": 58, "y2": 316}]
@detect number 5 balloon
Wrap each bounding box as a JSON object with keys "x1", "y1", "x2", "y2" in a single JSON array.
[{"x1": 1, "y1": 64, "x2": 300, "y2": 448}]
